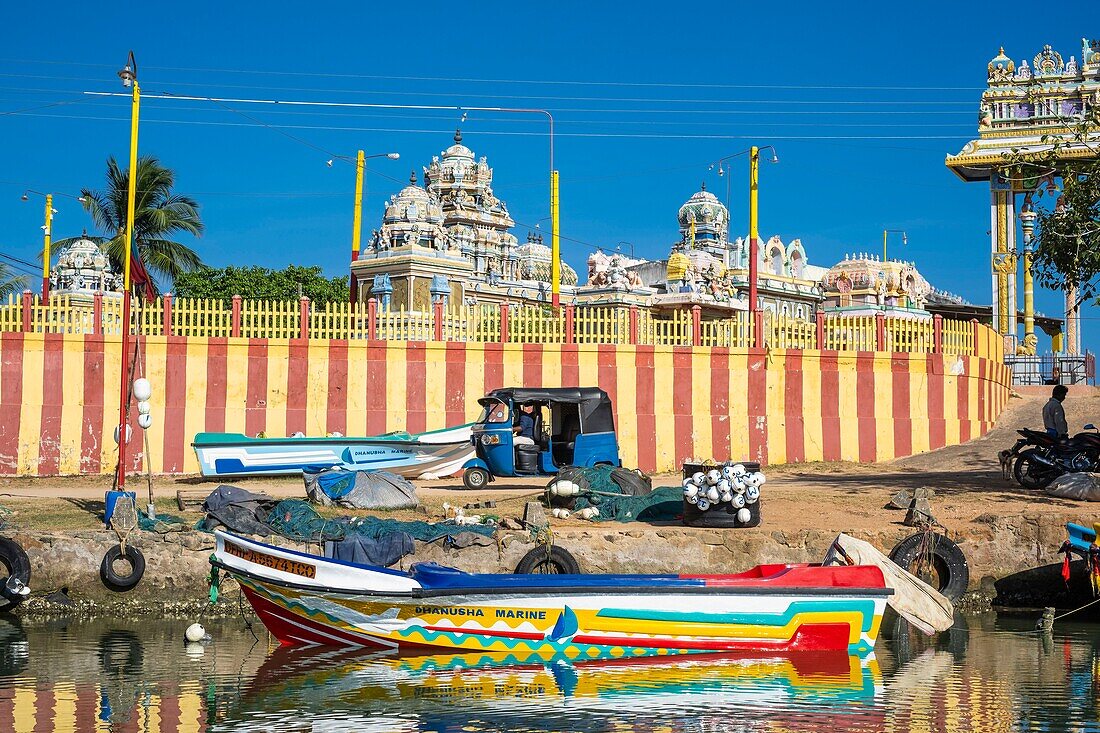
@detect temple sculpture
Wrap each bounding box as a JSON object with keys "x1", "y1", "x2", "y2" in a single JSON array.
[
  {"x1": 49, "y1": 234, "x2": 123, "y2": 307},
  {"x1": 820, "y1": 254, "x2": 932, "y2": 317}
]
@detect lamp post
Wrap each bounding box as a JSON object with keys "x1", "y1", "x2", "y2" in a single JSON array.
[
  {"x1": 882, "y1": 229, "x2": 908, "y2": 263},
  {"x1": 115, "y1": 50, "x2": 140, "y2": 492},
  {"x1": 1018, "y1": 204, "x2": 1038, "y2": 352},
  {"x1": 21, "y1": 190, "x2": 87, "y2": 299},
  {"x1": 710, "y1": 146, "x2": 778, "y2": 320},
  {"x1": 615, "y1": 241, "x2": 635, "y2": 259},
  {"x1": 341, "y1": 150, "x2": 400, "y2": 303}
]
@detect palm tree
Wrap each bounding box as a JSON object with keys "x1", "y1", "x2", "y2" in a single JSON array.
[
  {"x1": 0, "y1": 262, "x2": 28, "y2": 298},
  {"x1": 59, "y1": 156, "x2": 205, "y2": 292}
]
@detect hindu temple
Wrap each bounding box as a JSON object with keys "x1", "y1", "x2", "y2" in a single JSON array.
[
  {"x1": 351, "y1": 131, "x2": 577, "y2": 309},
  {"x1": 947, "y1": 39, "x2": 1099, "y2": 357}
]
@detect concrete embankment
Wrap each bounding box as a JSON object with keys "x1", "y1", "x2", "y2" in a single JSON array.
[{"x1": 2, "y1": 509, "x2": 1078, "y2": 616}]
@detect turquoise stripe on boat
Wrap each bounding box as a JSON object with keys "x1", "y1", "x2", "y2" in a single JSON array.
[{"x1": 594, "y1": 600, "x2": 879, "y2": 633}]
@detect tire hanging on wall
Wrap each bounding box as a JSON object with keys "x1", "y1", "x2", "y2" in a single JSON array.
[
  {"x1": 0, "y1": 537, "x2": 31, "y2": 610},
  {"x1": 515, "y1": 545, "x2": 581, "y2": 575},
  {"x1": 100, "y1": 545, "x2": 146, "y2": 593},
  {"x1": 889, "y1": 532, "x2": 969, "y2": 602}
]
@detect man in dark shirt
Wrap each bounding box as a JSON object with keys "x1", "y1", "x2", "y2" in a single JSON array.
[
  {"x1": 1043, "y1": 385, "x2": 1069, "y2": 437},
  {"x1": 513, "y1": 403, "x2": 537, "y2": 446}
]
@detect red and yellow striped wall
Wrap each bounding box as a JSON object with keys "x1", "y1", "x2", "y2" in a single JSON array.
[{"x1": 0, "y1": 332, "x2": 1010, "y2": 476}]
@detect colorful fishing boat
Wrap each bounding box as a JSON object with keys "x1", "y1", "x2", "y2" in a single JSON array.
[
  {"x1": 192, "y1": 424, "x2": 475, "y2": 479},
  {"x1": 211, "y1": 531, "x2": 891, "y2": 656}
]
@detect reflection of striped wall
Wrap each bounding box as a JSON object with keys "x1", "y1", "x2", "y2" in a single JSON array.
[
  {"x1": 0, "y1": 681, "x2": 206, "y2": 733},
  {"x1": 0, "y1": 333, "x2": 1010, "y2": 475}
]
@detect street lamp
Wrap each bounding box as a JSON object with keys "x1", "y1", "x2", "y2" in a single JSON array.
[
  {"x1": 115, "y1": 49, "x2": 140, "y2": 493},
  {"x1": 336, "y1": 150, "x2": 400, "y2": 303},
  {"x1": 21, "y1": 190, "x2": 87, "y2": 299},
  {"x1": 882, "y1": 229, "x2": 908, "y2": 263},
  {"x1": 709, "y1": 146, "x2": 778, "y2": 333},
  {"x1": 615, "y1": 241, "x2": 635, "y2": 259}
]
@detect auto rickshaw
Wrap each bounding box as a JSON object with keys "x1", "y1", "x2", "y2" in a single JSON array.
[{"x1": 461, "y1": 387, "x2": 621, "y2": 489}]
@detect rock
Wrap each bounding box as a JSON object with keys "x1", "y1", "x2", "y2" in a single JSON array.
[
  {"x1": 522, "y1": 502, "x2": 547, "y2": 530},
  {"x1": 904, "y1": 497, "x2": 935, "y2": 526},
  {"x1": 180, "y1": 533, "x2": 215, "y2": 551},
  {"x1": 498, "y1": 517, "x2": 524, "y2": 531}
]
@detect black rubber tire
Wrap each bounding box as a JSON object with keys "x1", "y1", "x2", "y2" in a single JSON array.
[
  {"x1": 515, "y1": 545, "x2": 581, "y2": 575},
  {"x1": 1013, "y1": 450, "x2": 1059, "y2": 490},
  {"x1": 98, "y1": 629, "x2": 144, "y2": 675},
  {"x1": 100, "y1": 545, "x2": 146, "y2": 593},
  {"x1": 889, "y1": 532, "x2": 970, "y2": 602},
  {"x1": 0, "y1": 537, "x2": 31, "y2": 610},
  {"x1": 462, "y1": 467, "x2": 491, "y2": 490}
]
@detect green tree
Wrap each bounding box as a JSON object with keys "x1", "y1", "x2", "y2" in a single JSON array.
[
  {"x1": 0, "y1": 262, "x2": 28, "y2": 298},
  {"x1": 173, "y1": 265, "x2": 349, "y2": 304},
  {"x1": 58, "y1": 156, "x2": 204, "y2": 291}
]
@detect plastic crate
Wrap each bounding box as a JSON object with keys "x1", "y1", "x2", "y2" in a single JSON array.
[{"x1": 680, "y1": 461, "x2": 763, "y2": 528}]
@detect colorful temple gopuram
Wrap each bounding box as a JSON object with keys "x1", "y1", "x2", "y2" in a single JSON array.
[{"x1": 947, "y1": 38, "x2": 1100, "y2": 359}]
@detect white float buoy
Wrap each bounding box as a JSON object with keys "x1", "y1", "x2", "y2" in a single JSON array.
[
  {"x1": 745, "y1": 486, "x2": 760, "y2": 504},
  {"x1": 137, "y1": 400, "x2": 151, "y2": 415},
  {"x1": 731, "y1": 493, "x2": 746, "y2": 509},
  {"x1": 185, "y1": 623, "x2": 206, "y2": 643},
  {"x1": 732, "y1": 479, "x2": 746, "y2": 494},
  {"x1": 691, "y1": 472, "x2": 706, "y2": 486},
  {"x1": 705, "y1": 470, "x2": 721, "y2": 486},
  {"x1": 133, "y1": 378, "x2": 152, "y2": 402},
  {"x1": 717, "y1": 478, "x2": 731, "y2": 494},
  {"x1": 755, "y1": 472, "x2": 767, "y2": 486},
  {"x1": 551, "y1": 480, "x2": 580, "y2": 497},
  {"x1": 736, "y1": 508, "x2": 752, "y2": 523},
  {"x1": 721, "y1": 465, "x2": 737, "y2": 481},
  {"x1": 706, "y1": 487, "x2": 720, "y2": 502},
  {"x1": 138, "y1": 413, "x2": 153, "y2": 430},
  {"x1": 685, "y1": 494, "x2": 698, "y2": 505},
  {"x1": 731, "y1": 463, "x2": 747, "y2": 476},
  {"x1": 719, "y1": 491, "x2": 733, "y2": 504},
  {"x1": 684, "y1": 485, "x2": 700, "y2": 498},
  {"x1": 696, "y1": 498, "x2": 711, "y2": 511}
]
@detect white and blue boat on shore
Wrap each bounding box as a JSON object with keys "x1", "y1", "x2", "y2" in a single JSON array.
[{"x1": 192, "y1": 424, "x2": 475, "y2": 479}]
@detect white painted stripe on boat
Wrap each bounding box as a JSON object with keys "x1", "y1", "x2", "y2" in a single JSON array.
[{"x1": 267, "y1": 609, "x2": 370, "y2": 648}]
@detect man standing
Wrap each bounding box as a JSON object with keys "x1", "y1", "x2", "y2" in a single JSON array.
[
  {"x1": 513, "y1": 403, "x2": 537, "y2": 446},
  {"x1": 1043, "y1": 385, "x2": 1069, "y2": 438}
]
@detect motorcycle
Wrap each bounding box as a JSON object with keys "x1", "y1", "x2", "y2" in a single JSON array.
[{"x1": 1000, "y1": 424, "x2": 1100, "y2": 490}]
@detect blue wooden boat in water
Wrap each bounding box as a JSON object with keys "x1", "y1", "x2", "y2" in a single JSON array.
[{"x1": 192, "y1": 424, "x2": 475, "y2": 479}]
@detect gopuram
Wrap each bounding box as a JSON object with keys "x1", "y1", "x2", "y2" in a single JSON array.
[
  {"x1": 946, "y1": 39, "x2": 1100, "y2": 357},
  {"x1": 351, "y1": 130, "x2": 578, "y2": 309}
]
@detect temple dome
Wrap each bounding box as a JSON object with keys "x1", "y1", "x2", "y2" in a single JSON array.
[
  {"x1": 51, "y1": 234, "x2": 121, "y2": 294},
  {"x1": 384, "y1": 171, "x2": 443, "y2": 225},
  {"x1": 441, "y1": 129, "x2": 475, "y2": 161},
  {"x1": 677, "y1": 183, "x2": 728, "y2": 232},
  {"x1": 821, "y1": 254, "x2": 931, "y2": 304},
  {"x1": 987, "y1": 47, "x2": 1015, "y2": 81},
  {"x1": 512, "y1": 241, "x2": 579, "y2": 285}
]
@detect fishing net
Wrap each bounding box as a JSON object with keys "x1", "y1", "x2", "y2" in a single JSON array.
[
  {"x1": 553, "y1": 466, "x2": 682, "y2": 523},
  {"x1": 263, "y1": 499, "x2": 496, "y2": 543},
  {"x1": 136, "y1": 509, "x2": 193, "y2": 534}
]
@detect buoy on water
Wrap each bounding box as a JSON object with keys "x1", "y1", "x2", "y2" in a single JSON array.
[{"x1": 185, "y1": 623, "x2": 206, "y2": 643}]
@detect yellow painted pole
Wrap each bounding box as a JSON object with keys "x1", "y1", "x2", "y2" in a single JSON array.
[
  {"x1": 42, "y1": 193, "x2": 52, "y2": 299},
  {"x1": 116, "y1": 74, "x2": 140, "y2": 492},
  {"x1": 350, "y1": 149, "x2": 365, "y2": 303},
  {"x1": 882, "y1": 229, "x2": 887, "y2": 263},
  {"x1": 123, "y1": 82, "x2": 139, "y2": 290},
  {"x1": 748, "y1": 146, "x2": 759, "y2": 317},
  {"x1": 551, "y1": 169, "x2": 560, "y2": 308}
]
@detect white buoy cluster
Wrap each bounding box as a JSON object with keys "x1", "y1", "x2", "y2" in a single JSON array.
[
  {"x1": 548, "y1": 480, "x2": 601, "y2": 521},
  {"x1": 682, "y1": 464, "x2": 764, "y2": 521}
]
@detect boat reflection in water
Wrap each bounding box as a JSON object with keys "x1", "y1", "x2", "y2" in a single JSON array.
[{"x1": 232, "y1": 648, "x2": 885, "y2": 732}]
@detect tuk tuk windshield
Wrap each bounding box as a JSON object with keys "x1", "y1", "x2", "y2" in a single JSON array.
[{"x1": 478, "y1": 399, "x2": 510, "y2": 424}]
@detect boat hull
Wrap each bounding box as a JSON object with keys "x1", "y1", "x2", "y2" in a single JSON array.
[
  {"x1": 214, "y1": 533, "x2": 889, "y2": 657},
  {"x1": 192, "y1": 424, "x2": 475, "y2": 478}
]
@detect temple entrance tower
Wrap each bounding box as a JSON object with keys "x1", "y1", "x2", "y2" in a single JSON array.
[{"x1": 946, "y1": 40, "x2": 1100, "y2": 355}]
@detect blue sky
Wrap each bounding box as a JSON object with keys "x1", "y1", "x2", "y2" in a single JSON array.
[{"x1": 0, "y1": 2, "x2": 1094, "y2": 352}]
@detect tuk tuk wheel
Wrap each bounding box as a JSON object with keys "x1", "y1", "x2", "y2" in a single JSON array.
[{"x1": 462, "y1": 467, "x2": 492, "y2": 490}]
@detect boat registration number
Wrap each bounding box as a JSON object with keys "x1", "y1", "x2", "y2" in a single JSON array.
[{"x1": 224, "y1": 540, "x2": 316, "y2": 579}]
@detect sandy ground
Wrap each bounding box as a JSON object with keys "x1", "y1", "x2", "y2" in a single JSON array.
[{"x1": 3, "y1": 386, "x2": 1099, "y2": 537}]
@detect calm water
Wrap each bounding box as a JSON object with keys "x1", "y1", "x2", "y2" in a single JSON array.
[{"x1": 1, "y1": 612, "x2": 1098, "y2": 732}]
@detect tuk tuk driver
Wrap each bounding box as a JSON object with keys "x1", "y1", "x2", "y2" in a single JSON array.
[{"x1": 513, "y1": 402, "x2": 537, "y2": 446}]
